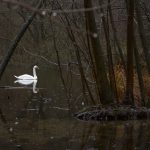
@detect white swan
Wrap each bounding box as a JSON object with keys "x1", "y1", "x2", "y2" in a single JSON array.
[{"x1": 14, "y1": 65, "x2": 39, "y2": 80}]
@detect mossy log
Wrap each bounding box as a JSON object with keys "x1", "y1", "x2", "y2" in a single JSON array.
[{"x1": 74, "y1": 106, "x2": 150, "y2": 121}]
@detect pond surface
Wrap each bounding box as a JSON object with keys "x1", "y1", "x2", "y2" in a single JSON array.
[{"x1": 0, "y1": 65, "x2": 150, "y2": 150}]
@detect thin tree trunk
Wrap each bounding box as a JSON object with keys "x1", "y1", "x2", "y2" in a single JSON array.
[
  {"x1": 134, "y1": 41, "x2": 147, "y2": 106},
  {"x1": 135, "y1": 1, "x2": 150, "y2": 74},
  {"x1": 85, "y1": 18, "x2": 101, "y2": 103},
  {"x1": 84, "y1": 0, "x2": 113, "y2": 105},
  {"x1": 108, "y1": 0, "x2": 126, "y2": 72},
  {"x1": 100, "y1": 1, "x2": 118, "y2": 103},
  {"x1": 0, "y1": 0, "x2": 43, "y2": 79},
  {"x1": 124, "y1": 0, "x2": 134, "y2": 105}
]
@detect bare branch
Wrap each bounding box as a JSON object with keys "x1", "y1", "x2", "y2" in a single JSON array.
[{"x1": 1, "y1": 0, "x2": 118, "y2": 14}]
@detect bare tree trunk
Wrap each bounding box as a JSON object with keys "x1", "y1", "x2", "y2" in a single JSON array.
[
  {"x1": 108, "y1": 0, "x2": 126, "y2": 72},
  {"x1": 85, "y1": 18, "x2": 101, "y2": 103},
  {"x1": 100, "y1": 1, "x2": 118, "y2": 103},
  {"x1": 135, "y1": 1, "x2": 150, "y2": 74},
  {"x1": 84, "y1": 0, "x2": 114, "y2": 105},
  {"x1": 0, "y1": 0, "x2": 43, "y2": 79},
  {"x1": 134, "y1": 40, "x2": 147, "y2": 106},
  {"x1": 132, "y1": 5, "x2": 147, "y2": 105},
  {"x1": 124, "y1": 0, "x2": 134, "y2": 105}
]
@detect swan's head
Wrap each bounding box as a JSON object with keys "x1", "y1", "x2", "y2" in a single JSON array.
[{"x1": 33, "y1": 65, "x2": 39, "y2": 69}]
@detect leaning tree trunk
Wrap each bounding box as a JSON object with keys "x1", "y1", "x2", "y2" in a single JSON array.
[
  {"x1": 134, "y1": 40, "x2": 147, "y2": 106},
  {"x1": 108, "y1": 0, "x2": 126, "y2": 72},
  {"x1": 84, "y1": 0, "x2": 114, "y2": 105},
  {"x1": 124, "y1": 0, "x2": 134, "y2": 105},
  {"x1": 135, "y1": 1, "x2": 150, "y2": 74},
  {"x1": 0, "y1": 0, "x2": 44, "y2": 79}
]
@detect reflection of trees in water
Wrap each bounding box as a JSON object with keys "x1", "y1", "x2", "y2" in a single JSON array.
[
  {"x1": 136, "y1": 123, "x2": 145, "y2": 150},
  {"x1": 122, "y1": 124, "x2": 134, "y2": 150},
  {"x1": 95, "y1": 123, "x2": 117, "y2": 150},
  {"x1": 79, "y1": 124, "x2": 95, "y2": 150},
  {"x1": 76, "y1": 122, "x2": 150, "y2": 150},
  {"x1": 17, "y1": 90, "x2": 51, "y2": 121}
]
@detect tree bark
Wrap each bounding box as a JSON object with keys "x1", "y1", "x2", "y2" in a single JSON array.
[{"x1": 124, "y1": 0, "x2": 134, "y2": 105}]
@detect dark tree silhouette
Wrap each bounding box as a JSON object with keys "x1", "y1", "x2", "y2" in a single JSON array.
[{"x1": 124, "y1": 0, "x2": 134, "y2": 105}]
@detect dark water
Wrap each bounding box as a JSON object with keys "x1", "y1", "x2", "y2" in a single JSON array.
[{"x1": 0, "y1": 65, "x2": 150, "y2": 150}]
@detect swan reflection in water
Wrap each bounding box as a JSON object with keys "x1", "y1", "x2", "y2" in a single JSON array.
[{"x1": 14, "y1": 79, "x2": 38, "y2": 93}]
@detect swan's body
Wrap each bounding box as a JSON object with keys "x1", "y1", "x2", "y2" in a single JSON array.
[
  {"x1": 14, "y1": 79, "x2": 34, "y2": 85},
  {"x1": 14, "y1": 65, "x2": 39, "y2": 80}
]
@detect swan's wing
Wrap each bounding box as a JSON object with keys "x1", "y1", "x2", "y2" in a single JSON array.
[{"x1": 14, "y1": 74, "x2": 34, "y2": 80}]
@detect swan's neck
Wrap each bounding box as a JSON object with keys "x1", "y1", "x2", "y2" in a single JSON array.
[
  {"x1": 33, "y1": 68, "x2": 37, "y2": 79},
  {"x1": 33, "y1": 80, "x2": 38, "y2": 93}
]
